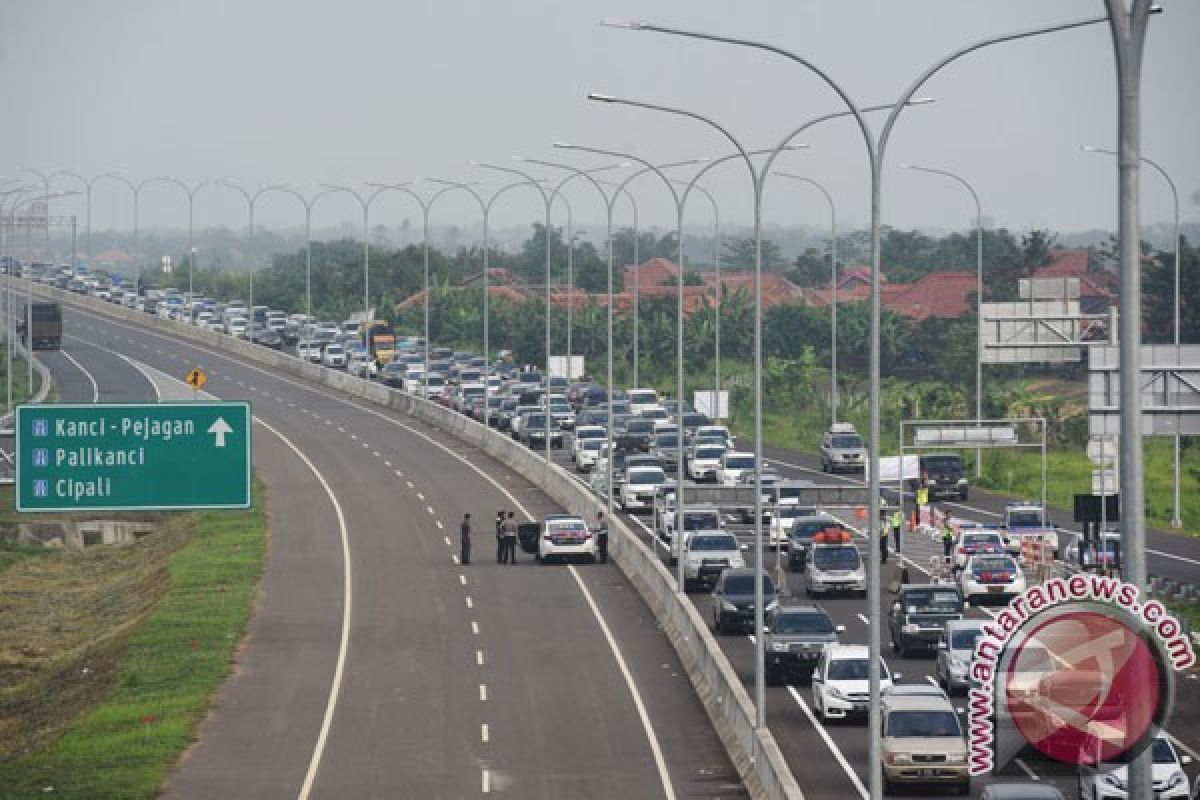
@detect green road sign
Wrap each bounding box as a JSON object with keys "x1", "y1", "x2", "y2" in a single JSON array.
[{"x1": 15, "y1": 402, "x2": 251, "y2": 512}]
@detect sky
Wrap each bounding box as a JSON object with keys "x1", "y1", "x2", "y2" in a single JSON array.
[{"x1": 2, "y1": 0, "x2": 1196, "y2": 242}]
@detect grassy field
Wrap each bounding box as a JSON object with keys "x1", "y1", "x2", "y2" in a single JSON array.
[
  {"x1": 0, "y1": 348, "x2": 45, "y2": 408},
  {"x1": 0, "y1": 479, "x2": 268, "y2": 799}
]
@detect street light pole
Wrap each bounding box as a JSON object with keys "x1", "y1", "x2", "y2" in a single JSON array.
[
  {"x1": 671, "y1": 180, "x2": 721, "y2": 418},
  {"x1": 98, "y1": 174, "x2": 158, "y2": 279},
  {"x1": 900, "y1": 163, "x2": 985, "y2": 477},
  {"x1": 602, "y1": 13, "x2": 1111, "y2": 795},
  {"x1": 60, "y1": 171, "x2": 119, "y2": 265},
  {"x1": 324, "y1": 183, "x2": 415, "y2": 318},
  {"x1": 1082, "y1": 143, "x2": 1182, "y2": 529},
  {"x1": 147, "y1": 178, "x2": 209, "y2": 297},
  {"x1": 260, "y1": 186, "x2": 339, "y2": 324},
  {"x1": 217, "y1": 181, "x2": 276, "y2": 317},
  {"x1": 776, "y1": 173, "x2": 839, "y2": 424}
]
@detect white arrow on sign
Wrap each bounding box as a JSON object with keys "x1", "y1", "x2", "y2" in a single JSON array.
[{"x1": 207, "y1": 417, "x2": 233, "y2": 447}]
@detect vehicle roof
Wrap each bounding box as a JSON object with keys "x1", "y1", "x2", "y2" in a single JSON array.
[
  {"x1": 824, "y1": 644, "x2": 868, "y2": 659},
  {"x1": 944, "y1": 618, "x2": 987, "y2": 634},
  {"x1": 723, "y1": 451, "x2": 754, "y2": 459},
  {"x1": 979, "y1": 783, "x2": 1066, "y2": 800},
  {"x1": 899, "y1": 583, "x2": 957, "y2": 592},
  {"x1": 773, "y1": 604, "x2": 829, "y2": 616},
  {"x1": 881, "y1": 692, "x2": 955, "y2": 712},
  {"x1": 544, "y1": 514, "x2": 584, "y2": 522}
]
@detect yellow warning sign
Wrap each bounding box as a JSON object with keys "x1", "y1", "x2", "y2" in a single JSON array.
[{"x1": 185, "y1": 368, "x2": 208, "y2": 390}]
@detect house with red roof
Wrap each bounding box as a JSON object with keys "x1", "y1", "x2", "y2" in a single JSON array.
[{"x1": 1031, "y1": 248, "x2": 1116, "y2": 312}]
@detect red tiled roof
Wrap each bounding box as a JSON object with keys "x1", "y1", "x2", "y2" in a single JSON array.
[{"x1": 622, "y1": 258, "x2": 679, "y2": 289}]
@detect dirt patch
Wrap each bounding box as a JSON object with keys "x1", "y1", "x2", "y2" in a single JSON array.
[
  {"x1": 1026, "y1": 377, "x2": 1088, "y2": 414},
  {"x1": 0, "y1": 514, "x2": 191, "y2": 761}
]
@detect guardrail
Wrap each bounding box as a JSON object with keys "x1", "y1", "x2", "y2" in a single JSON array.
[{"x1": 37, "y1": 285, "x2": 805, "y2": 800}]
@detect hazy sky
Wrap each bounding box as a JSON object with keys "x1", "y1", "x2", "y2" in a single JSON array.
[{"x1": 3, "y1": 1, "x2": 1196, "y2": 241}]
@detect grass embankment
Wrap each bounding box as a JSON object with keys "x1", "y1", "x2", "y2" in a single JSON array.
[
  {"x1": 0, "y1": 479, "x2": 268, "y2": 799},
  {"x1": 0, "y1": 349, "x2": 45, "y2": 409}
]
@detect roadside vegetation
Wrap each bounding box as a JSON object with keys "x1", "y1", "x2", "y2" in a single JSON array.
[{"x1": 0, "y1": 479, "x2": 267, "y2": 798}]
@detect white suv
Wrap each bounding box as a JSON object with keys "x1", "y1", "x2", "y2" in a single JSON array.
[
  {"x1": 688, "y1": 443, "x2": 727, "y2": 482},
  {"x1": 1078, "y1": 733, "x2": 1193, "y2": 800},
  {"x1": 820, "y1": 422, "x2": 866, "y2": 473},
  {"x1": 620, "y1": 465, "x2": 667, "y2": 512},
  {"x1": 627, "y1": 387, "x2": 660, "y2": 416},
  {"x1": 717, "y1": 451, "x2": 756, "y2": 487},
  {"x1": 812, "y1": 644, "x2": 895, "y2": 722},
  {"x1": 680, "y1": 531, "x2": 744, "y2": 591}
]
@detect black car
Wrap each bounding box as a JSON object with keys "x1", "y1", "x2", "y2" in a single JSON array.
[
  {"x1": 909, "y1": 453, "x2": 969, "y2": 501},
  {"x1": 520, "y1": 413, "x2": 564, "y2": 449},
  {"x1": 712, "y1": 568, "x2": 777, "y2": 635},
  {"x1": 764, "y1": 605, "x2": 844, "y2": 684},
  {"x1": 380, "y1": 361, "x2": 408, "y2": 388},
  {"x1": 787, "y1": 517, "x2": 849, "y2": 571},
  {"x1": 888, "y1": 584, "x2": 964, "y2": 657}
]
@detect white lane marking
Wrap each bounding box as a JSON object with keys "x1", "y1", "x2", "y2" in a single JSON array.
[
  {"x1": 255, "y1": 417, "x2": 353, "y2": 800},
  {"x1": 350, "y1": 433, "x2": 358, "y2": 440},
  {"x1": 1168, "y1": 732, "x2": 1200, "y2": 763},
  {"x1": 459, "y1": 574, "x2": 467, "y2": 586},
  {"x1": 465, "y1": 596, "x2": 473, "y2": 609},
  {"x1": 786, "y1": 685, "x2": 868, "y2": 800},
  {"x1": 444, "y1": 536, "x2": 452, "y2": 547},
  {"x1": 110, "y1": 352, "x2": 163, "y2": 402},
  {"x1": 55, "y1": 301, "x2": 680, "y2": 797},
  {"x1": 436, "y1": 521, "x2": 444, "y2": 530},
  {"x1": 417, "y1": 492, "x2": 425, "y2": 501},
  {"x1": 337, "y1": 426, "x2": 345, "y2": 433},
  {"x1": 857, "y1": 613, "x2": 869, "y2": 625},
  {"x1": 566, "y1": 564, "x2": 677, "y2": 800},
  {"x1": 479, "y1": 683, "x2": 487, "y2": 702},
  {"x1": 476, "y1": 650, "x2": 485, "y2": 666},
  {"x1": 471, "y1": 621, "x2": 480, "y2": 635},
  {"x1": 427, "y1": 506, "x2": 435, "y2": 515},
  {"x1": 1014, "y1": 758, "x2": 1039, "y2": 781},
  {"x1": 373, "y1": 451, "x2": 380, "y2": 458},
  {"x1": 406, "y1": 481, "x2": 414, "y2": 488},
  {"x1": 482, "y1": 769, "x2": 490, "y2": 793},
  {"x1": 451, "y1": 554, "x2": 459, "y2": 565},
  {"x1": 361, "y1": 442, "x2": 368, "y2": 448},
  {"x1": 59, "y1": 350, "x2": 99, "y2": 402},
  {"x1": 481, "y1": 723, "x2": 489, "y2": 742},
  {"x1": 925, "y1": 675, "x2": 939, "y2": 687},
  {"x1": 384, "y1": 460, "x2": 392, "y2": 467}
]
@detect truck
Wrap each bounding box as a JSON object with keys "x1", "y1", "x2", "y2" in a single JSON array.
[
  {"x1": 362, "y1": 320, "x2": 397, "y2": 366},
  {"x1": 18, "y1": 302, "x2": 62, "y2": 350},
  {"x1": 1000, "y1": 501, "x2": 1059, "y2": 560}
]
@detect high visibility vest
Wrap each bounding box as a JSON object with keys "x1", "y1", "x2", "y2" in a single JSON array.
[
  {"x1": 916, "y1": 488, "x2": 929, "y2": 507},
  {"x1": 891, "y1": 511, "x2": 903, "y2": 528},
  {"x1": 942, "y1": 525, "x2": 955, "y2": 542}
]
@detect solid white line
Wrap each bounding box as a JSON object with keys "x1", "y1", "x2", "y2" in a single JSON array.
[
  {"x1": 109, "y1": 351, "x2": 163, "y2": 402},
  {"x1": 1014, "y1": 758, "x2": 1039, "y2": 781},
  {"x1": 857, "y1": 613, "x2": 869, "y2": 625},
  {"x1": 479, "y1": 683, "x2": 487, "y2": 702},
  {"x1": 567, "y1": 563, "x2": 677, "y2": 800},
  {"x1": 476, "y1": 650, "x2": 485, "y2": 666},
  {"x1": 59, "y1": 350, "x2": 99, "y2": 402},
  {"x1": 255, "y1": 417, "x2": 353, "y2": 800},
  {"x1": 481, "y1": 723, "x2": 489, "y2": 742},
  {"x1": 1168, "y1": 732, "x2": 1200, "y2": 763},
  {"x1": 786, "y1": 685, "x2": 868, "y2": 800}
]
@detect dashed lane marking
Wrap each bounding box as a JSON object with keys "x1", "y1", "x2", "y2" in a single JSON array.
[
  {"x1": 479, "y1": 684, "x2": 487, "y2": 702},
  {"x1": 857, "y1": 613, "x2": 869, "y2": 625},
  {"x1": 481, "y1": 723, "x2": 489, "y2": 742},
  {"x1": 471, "y1": 621, "x2": 480, "y2": 635},
  {"x1": 444, "y1": 536, "x2": 452, "y2": 547},
  {"x1": 427, "y1": 506, "x2": 435, "y2": 515},
  {"x1": 465, "y1": 596, "x2": 473, "y2": 609},
  {"x1": 459, "y1": 574, "x2": 467, "y2": 586},
  {"x1": 476, "y1": 650, "x2": 484, "y2": 666}
]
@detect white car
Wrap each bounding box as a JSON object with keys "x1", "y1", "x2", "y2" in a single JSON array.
[
  {"x1": 694, "y1": 424, "x2": 734, "y2": 449},
  {"x1": 805, "y1": 542, "x2": 867, "y2": 597},
  {"x1": 953, "y1": 528, "x2": 1007, "y2": 570},
  {"x1": 576, "y1": 439, "x2": 607, "y2": 473},
  {"x1": 226, "y1": 317, "x2": 248, "y2": 338},
  {"x1": 403, "y1": 370, "x2": 425, "y2": 393},
  {"x1": 663, "y1": 503, "x2": 723, "y2": 559},
  {"x1": 537, "y1": 514, "x2": 596, "y2": 563},
  {"x1": 717, "y1": 451, "x2": 757, "y2": 487},
  {"x1": 297, "y1": 340, "x2": 323, "y2": 362},
  {"x1": 680, "y1": 531, "x2": 744, "y2": 590},
  {"x1": 419, "y1": 373, "x2": 447, "y2": 399},
  {"x1": 620, "y1": 465, "x2": 668, "y2": 512},
  {"x1": 1078, "y1": 733, "x2": 1193, "y2": 800},
  {"x1": 812, "y1": 644, "x2": 895, "y2": 722},
  {"x1": 687, "y1": 443, "x2": 727, "y2": 482},
  {"x1": 322, "y1": 343, "x2": 348, "y2": 368},
  {"x1": 958, "y1": 553, "x2": 1026, "y2": 603},
  {"x1": 571, "y1": 426, "x2": 607, "y2": 462},
  {"x1": 348, "y1": 353, "x2": 378, "y2": 379},
  {"x1": 205, "y1": 319, "x2": 225, "y2": 333},
  {"x1": 627, "y1": 387, "x2": 660, "y2": 416}
]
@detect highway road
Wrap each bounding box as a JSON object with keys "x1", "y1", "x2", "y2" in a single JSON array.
[
  {"x1": 35, "y1": 295, "x2": 743, "y2": 799},
  {"x1": 30, "y1": 288, "x2": 1199, "y2": 799}
]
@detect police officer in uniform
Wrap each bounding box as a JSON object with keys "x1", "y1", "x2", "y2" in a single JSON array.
[
  {"x1": 460, "y1": 513, "x2": 472, "y2": 565},
  {"x1": 495, "y1": 510, "x2": 506, "y2": 563},
  {"x1": 595, "y1": 510, "x2": 609, "y2": 564},
  {"x1": 941, "y1": 515, "x2": 956, "y2": 559},
  {"x1": 502, "y1": 511, "x2": 518, "y2": 564}
]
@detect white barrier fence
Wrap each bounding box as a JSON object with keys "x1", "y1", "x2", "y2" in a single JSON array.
[{"x1": 40, "y1": 285, "x2": 804, "y2": 800}]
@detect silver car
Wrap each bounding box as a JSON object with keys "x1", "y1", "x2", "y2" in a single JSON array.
[{"x1": 935, "y1": 618, "x2": 986, "y2": 694}]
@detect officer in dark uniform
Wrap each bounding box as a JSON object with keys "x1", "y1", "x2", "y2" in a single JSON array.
[
  {"x1": 595, "y1": 510, "x2": 609, "y2": 564},
  {"x1": 460, "y1": 513, "x2": 472, "y2": 565},
  {"x1": 495, "y1": 510, "x2": 505, "y2": 563}
]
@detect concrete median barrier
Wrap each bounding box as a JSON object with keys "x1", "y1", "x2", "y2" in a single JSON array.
[{"x1": 39, "y1": 285, "x2": 804, "y2": 800}]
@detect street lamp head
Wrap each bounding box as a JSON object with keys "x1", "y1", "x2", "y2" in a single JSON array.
[
  {"x1": 908, "y1": 97, "x2": 936, "y2": 106},
  {"x1": 601, "y1": 18, "x2": 646, "y2": 30},
  {"x1": 1080, "y1": 144, "x2": 1101, "y2": 153},
  {"x1": 587, "y1": 93, "x2": 618, "y2": 103}
]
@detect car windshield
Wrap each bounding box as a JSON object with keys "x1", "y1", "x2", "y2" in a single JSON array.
[
  {"x1": 950, "y1": 629, "x2": 983, "y2": 651},
  {"x1": 923, "y1": 456, "x2": 962, "y2": 472},
  {"x1": 971, "y1": 556, "x2": 1016, "y2": 572},
  {"x1": 774, "y1": 612, "x2": 834, "y2": 635},
  {"x1": 526, "y1": 414, "x2": 548, "y2": 427},
  {"x1": 546, "y1": 519, "x2": 586, "y2": 533},
  {"x1": 629, "y1": 390, "x2": 657, "y2": 404},
  {"x1": 722, "y1": 574, "x2": 775, "y2": 595},
  {"x1": 813, "y1": 546, "x2": 861, "y2": 569},
  {"x1": 827, "y1": 658, "x2": 881, "y2": 681},
  {"x1": 548, "y1": 402, "x2": 571, "y2": 412},
  {"x1": 427, "y1": 377, "x2": 445, "y2": 387},
  {"x1": 885, "y1": 710, "x2": 962, "y2": 738},
  {"x1": 656, "y1": 435, "x2": 678, "y2": 448},
  {"x1": 582, "y1": 440, "x2": 604, "y2": 451},
  {"x1": 625, "y1": 420, "x2": 653, "y2": 433},
  {"x1": 725, "y1": 456, "x2": 755, "y2": 469},
  {"x1": 629, "y1": 470, "x2": 665, "y2": 485},
  {"x1": 963, "y1": 533, "x2": 1002, "y2": 547},
  {"x1": 831, "y1": 435, "x2": 863, "y2": 448},
  {"x1": 904, "y1": 589, "x2": 962, "y2": 614},
  {"x1": 696, "y1": 447, "x2": 725, "y2": 459},
  {"x1": 682, "y1": 512, "x2": 719, "y2": 530},
  {"x1": 1008, "y1": 509, "x2": 1046, "y2": 527},
  {"x1": 578, "y1": 428, "x2": 605, "y2": 439},
  {"x1": 641, "y1": 409, "x2": 668, "y2": 419},
  {"x1": 691, "y1": 534, "x2": 737, "y2": 552},
  {"x1": 775, "y1": 508, "x2": 806, "y2": 519}
]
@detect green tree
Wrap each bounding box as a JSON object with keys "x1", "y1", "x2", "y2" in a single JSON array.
[{"x1": 721, "y1": 236, "x2": 785, "y2": 271}]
